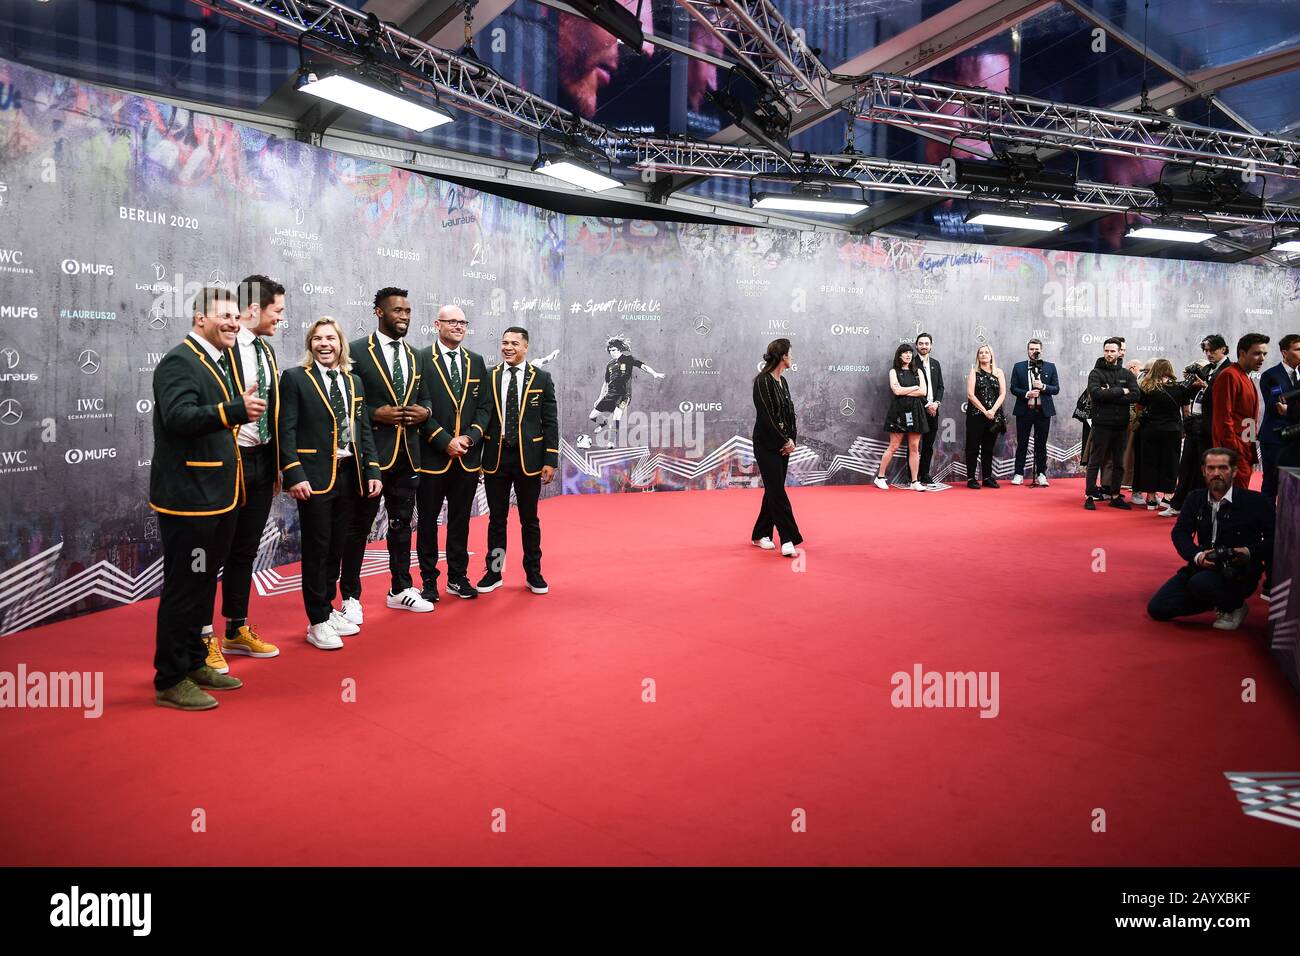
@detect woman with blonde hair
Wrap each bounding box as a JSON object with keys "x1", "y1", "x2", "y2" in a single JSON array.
[
  {"x1": 965, "y1": 344, "x2": 1007, "y2": 488},
  {"x1": 1133, "y1": 357, "x2": 1189, "y2": 511},
  {"x1": 279, "y1": 318, "x2": 383, "y2": 650}
]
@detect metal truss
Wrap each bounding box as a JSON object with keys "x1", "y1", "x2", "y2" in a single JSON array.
[
  {"x1": 673, "y1": 0, "x2": 833, "y2": 112},
  {"x1": 626, "y1": 137, "x2": 1300, "y2": 228},
  {"x1": 195, "y1": 0, "x2": 621, "y2": 148},
  {"x1": 848, "y1": 73, "x2": 1300, "y2": 179}
]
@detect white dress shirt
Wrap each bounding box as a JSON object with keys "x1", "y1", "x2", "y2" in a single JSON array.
[
  {"x1": 500, "y1": 361, "x2": 527, "y2": 416},
  {"x1": 1208, "y1": 485, "x2": 1233, "y2": 546},
  {"x1": 187, "y1": 331, "x2": 224, "y2": 365},
  {"x1": 375, "y1": 329, "x2": 410, "y2": 394},
  {"x1": 918, "y1": 356, "x2": 934, "y2": 404},
  {"x1": 316, "y1": 361, "x2": 352, "y2": 459},
  {"x1": 235, "y1": 327, "x2": 269, "y2": 448}
]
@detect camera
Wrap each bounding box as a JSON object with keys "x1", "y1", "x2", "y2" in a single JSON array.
[
  {"x1": 1210, "y1": 545, "x2": 1248, "y2": 581},
  {"x1": 1182, "y1": 361, "x2": 1207, "y2": 389}
]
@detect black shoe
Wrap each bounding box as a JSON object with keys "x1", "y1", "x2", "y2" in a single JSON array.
[
  {"x1": 1109, "y1": 496, "x2": 1132, "y2": 510},
  {"x1": 475, "y1": 571, "x2": 504, "y2": 593},
  {"x1": 526, "y1": 573, "x2": 549, "y2": 595},
  {"x1": 1083, "y1": 497, "x2": 1096, "y2": 510},
  {"x1": 967, "y1": 479, "x2": 980, "y2": 489},
  {"x1": 419, "y1": 587, "x2": 441, "y2": 605},
  {"x1": 447, "y1": 578, "x2": 478, "y2": 600},
  {"x1": 982, "y1": 478, "x2": 999, "y2": 489}
]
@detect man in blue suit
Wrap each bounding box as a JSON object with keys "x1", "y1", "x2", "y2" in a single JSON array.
[
  {"x1": 1008, "y1": 338, "x2": 1060, "y2": 486},
  {"x1": 1259, "y1": 332, "x2": 1300, "y2": 500},
  {"x1": 1147, "y1": 448, "x2": 1273, "y2": 631}
]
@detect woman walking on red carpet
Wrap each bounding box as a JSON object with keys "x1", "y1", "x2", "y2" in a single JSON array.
[
  {"x1": 874, "y1": 343, "x2": 929, "y2": 491},
  {"x1": 751, "y1": 338, "x2": 802, "y2": 557}
]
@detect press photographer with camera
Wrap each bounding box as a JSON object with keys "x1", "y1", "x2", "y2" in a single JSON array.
[
  {"x1": 1259, "y1": 332, "x2": 1300, "y2": 499},
  {"x1": 1163, "y1": 336, "x2": 1230, "y2": 517},
  {"x1": 1146, "y1": 448, "x2": 1273, "y2": 631}
]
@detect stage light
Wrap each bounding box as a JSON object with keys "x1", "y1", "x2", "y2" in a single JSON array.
[
  {"x1": 1152, "y1": 175, "x2": 1264, "y2": 217},
  {"x1": 752, "y1": 182, "x2": 868, "y2": 215},
  {"x1": 708, "y1": 90, "x2": 793, "y2": 162},
  {"x1": 953, "y1": 156, "x2": 1076, "y2": 196},
  {"x1": 297, "y1": 68, "x2": 453, "y2": 133},
  {"x1": 966, "y1": 211, "x2": 1067, "y2": 231},
  {"x1": 1125, "y1": 225, "x2": 1217, "y2": 243},
  {"x1": 562, "y1": 0, "x2": 644, "y2": 49},
  {"x1": 1273, "y1": 239, "x2": 1300, "y2": 252},
  {"x1": 533, "y1": 152, "x2": 621, "y2": 192}
]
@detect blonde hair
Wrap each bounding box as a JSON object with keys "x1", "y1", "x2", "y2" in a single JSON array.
[
  {"x1": 975, "y1": 344, "x2": 995, "y2": 370},
  {"x1": 1141, "y1": 357, "x2": 1175, "y2": 393},
  {"x1": 300, "y1": 317, "x2": 352, "y2": 373}
]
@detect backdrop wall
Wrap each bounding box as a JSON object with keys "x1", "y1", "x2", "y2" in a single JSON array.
[{"x1": 2, "y1": 57, "x2": 1296, "y2": 632}]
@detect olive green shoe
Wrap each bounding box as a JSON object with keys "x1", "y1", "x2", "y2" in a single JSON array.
[
  {"x1": 187, "y1": 665, "x2": 243, "y2": 691},
  {"x1": 156, "y1": 678, "x2": 219, "y2": 711}
]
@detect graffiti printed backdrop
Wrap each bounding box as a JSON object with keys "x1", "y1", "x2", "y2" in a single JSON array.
[{"x1": 2, "y1": 58, "x2": 1298, "y2": 631}]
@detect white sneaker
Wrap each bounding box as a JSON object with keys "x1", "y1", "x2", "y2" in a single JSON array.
[
  {"x1": 925, "y1": 482, "x2": 945, "y2": 492},
  {"x1": 306, "y1": 620, "x2": 343, "y2": 650},
  {"x1": 1131, "y1": 493, "x2": 1145, "y2": 504},
  {"x1": 780, "y1": 541, "x2": 797, "y2": 557},
  {"x1": 340, "y1": 597, "x2": 363, "y2": 626},
  {"x1": 1158, "y1": 505, "x2": 1179, "y2": 517},
  {"x1": 1034, "y1": 474, "x2": 1049, "y2": 487},
  {"x1": 386, "y1": 587, "x2": 434, "y2": 613},
  {"x1": 1011, "y1": 474, "x2": 1024, "y2": 485},
  {"x1": 1212, "y1": 605, "x2": 1249, "y2": 630},
  {"x1": 909, "y1": 480, "x2": 925, "y2": 492},
  {"x1": 752, "y1": 537, "x2": 775, "y2": 550},
  {"x1": 873, "y1": 477, "x2": 889, "y2": 490},
  {"x1": 329, "y1": 609, "x2": 360, "y2": 636}
]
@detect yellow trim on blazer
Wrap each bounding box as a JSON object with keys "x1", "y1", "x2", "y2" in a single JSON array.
[
  {"x1": 168, "y1": 338, "x2": 242, "y2": 515},
  {"x1": 185, "y1": 460, "x2": 222, "y2": 467},
  {"x1": 301, "y1": 366, "x2": 342, "y2": 495},
  {"x1": 367, "y1": 333, "x2": 418, "y2": 472}
]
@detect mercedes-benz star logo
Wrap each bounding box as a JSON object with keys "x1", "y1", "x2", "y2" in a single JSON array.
[
  {"x1": 693, "y1": 314, "x2": 711, "y2": 335},
  {"x1": 840, "y1": 397, "x2": 856, "y2": 417},
  {"x1": 148, "y1": 307, "x2": 168, "y2": 331},
  {"x1": 0, "y1": 398, "x2": 22, "y2": 425},
  {"x1": 78, "y1": 349, "x2": 101, "y2": 374}
]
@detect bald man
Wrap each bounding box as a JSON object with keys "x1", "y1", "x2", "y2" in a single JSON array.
[{"x1": 415, "y1": 306, "x2": 493, "y2": 600}]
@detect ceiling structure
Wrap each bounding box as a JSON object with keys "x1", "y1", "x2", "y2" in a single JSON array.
[{"x1": 3, "y1": 0, "x2": 1300, "y2": 265}]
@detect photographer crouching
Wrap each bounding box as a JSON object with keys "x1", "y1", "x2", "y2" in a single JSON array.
[{"x1": 1147, "y1": 447, "x2": 1273, "y2": 631}]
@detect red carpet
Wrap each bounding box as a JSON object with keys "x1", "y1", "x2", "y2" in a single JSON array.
[{"x1": 1, "y1": 480, "x2": 1298, "y2": 866}]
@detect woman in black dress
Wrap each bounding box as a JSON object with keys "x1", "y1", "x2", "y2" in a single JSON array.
[
  {"x1": 751, "y1": 338, "x2": 802, "y2": 557},
  {"x1": 1134, "y1": 358, "x2": 1189, "y2": 511},
  {"x1": 965, "y1": 344, "x2": 1007, "y2": 488},
  {"x1": 874, "y1": 343, "x2": 930, "y2": 491}
]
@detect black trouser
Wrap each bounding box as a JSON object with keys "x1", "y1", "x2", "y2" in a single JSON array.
[
  {"x1": 1136, "y1": 428, "x2": 1180, "y2": 495},
  {"x1": 484, "y1": 448, "x2": 542, "y2": 576},
  {"x1": 220, "y1": 443, "x2": 277, "y2": 624},
  {"x1": 154, "y1": 510, "x2": 237, "y2": 691},
  {"x1": 965, "y1": 414, "x2": 996, "y2": 481},
  {"x1": 297, "y1": 462, "x2": 358, "y2": 626},
  {"x1": 917, "y1": 412, "x2": 938, "y2": 483},
  {"x1": 751, "y1": 441, "x2": 802, "y2": 546},
  {"x1": 1170, "y1": 425, "x2": 1204, "y2": 509},
  {"x1": 1085, "y1": 424, "x2": 1127, "y2": 497},
  {"x1": 1261, "y1": 442, "x2": 1282, "y2": 500},
  {"x1": 1147, "y1": 565, "x2": 1259, "y2": 620},
  {"x1": 417, "y1": 466, "x2": 479, "y2": 586},
  {"x1": 342, "y1": 460, "x2": 418, "y2": 599},
  {"x1": 1014, "y1": 408, "x2": 1050, "y2": 476}
]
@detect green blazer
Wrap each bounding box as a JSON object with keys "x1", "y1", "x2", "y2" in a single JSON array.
[
  {"x1": 278, "y1": 364, "x2": 381, "y2": 495},
  {"x1": 416, "y1": 343, "x2": 492, "y2": 475},
  {"x1": 222, "y1": 335, "x2": 281, "y2": 481},
  {"x1": 349, "y1": 332, "x2": 424, "y2": 473},
  {"x1": 480, "y1": 362, "x2": 560, "y2": 477},
  {"x1": 149, "y1": 336, "x2": 252, "y2": 517}
]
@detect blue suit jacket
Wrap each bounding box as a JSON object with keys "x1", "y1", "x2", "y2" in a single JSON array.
[
  {"x1": 1009, "y1": 360, "x2": 1059, "y2": 417},
  {"x1": 1259, "y1": 362, "x2": 1300, "y2": 445}
]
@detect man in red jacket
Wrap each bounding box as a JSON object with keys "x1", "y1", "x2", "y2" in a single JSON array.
[{"x1": 1212, "y1": 333, "x2": 1270, "y2": 489}]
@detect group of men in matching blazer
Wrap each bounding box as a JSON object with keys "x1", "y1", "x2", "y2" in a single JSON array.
[{"x1": 149, "y1": 278, "x2": 559, "y2": 711}]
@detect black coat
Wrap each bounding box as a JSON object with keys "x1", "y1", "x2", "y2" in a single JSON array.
[
  {"x1": 1087, "y1": 357, "x2": 1139, "y2": 428},
  {"x1": 752, "y1": 373, "x2": 796, "y2": 451},
  {"x1": 1172, "y1": 487, "x2": 1273, "y2": 570},
  {"x1": 278, "y1": 365, "x2": 381, "y2": 495},
  {"x1": 416, "y1": 344, "x2": 492, "y2": 474},
  {"x1": 348, "y1": 332, "x2": 424, "y2": 472},
  {"x1": 223, "y1": 335, "x2": 282, "y2": 480},
  {"x1": 149, "y1": 336, "x2": 251, "y2": 517},
  {"x1": 480, "y1": 363, "x2": 560, "y2": 476}
]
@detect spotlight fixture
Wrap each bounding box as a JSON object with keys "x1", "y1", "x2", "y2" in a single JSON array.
[
  {"x1": 708, "y1": 89, "x2": 792, "y2": 162},
  {"x1": 953, "y1": 155, "x2": 1076, "y2": 196},
  {"x1": 965, "y1": 209, "x2": 1067, "y2": 231},
  {"x1": 751, "y1": 181, "x2": 868, "y2": 215},
  {"x1": 297, "y1": 66, "x2": 453, "y2": 132},
  {"x1": 562, "y1": 0, "x2": 645, "y2": 50},
  {"x1": 1151, "y1": 174, "x2": 1264, "y2": 217},
  {"x1": 532, "y1": 150, "x2": 621, "y2": 192},
  {"x1": 1125, "y1": 225, "x2": 1217, "y2": 243}
]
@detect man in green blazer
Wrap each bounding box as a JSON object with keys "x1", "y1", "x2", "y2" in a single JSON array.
[
  {"x1": 279, "y1": 318, "x2": 383, "y2": 651},
  {"x1": 150, "y1": 285, "x2": 266, "y2": 711},
  {"x1": 476, "y1": 326, "x2": 559, "y2": 596},
  {"x1": 415, "y1": 305, "x2": 493, "y2": 601}
]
